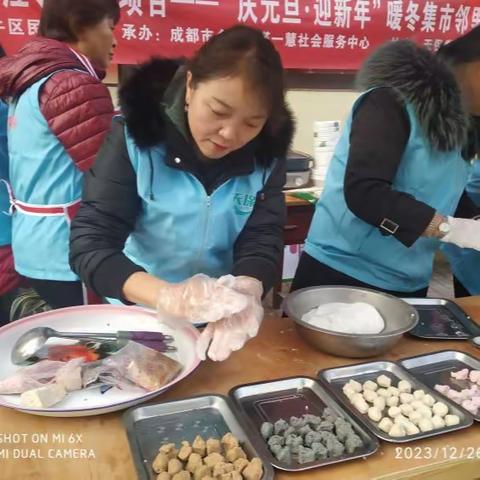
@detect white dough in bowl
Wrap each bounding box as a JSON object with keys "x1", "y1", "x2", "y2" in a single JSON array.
[{"x1": 301, "y1": 302, "x2": 385, "y2": 334}]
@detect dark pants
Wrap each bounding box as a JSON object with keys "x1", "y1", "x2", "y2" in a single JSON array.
[
  {"x1": 27, "y1": 278, "x2": 84, "y2": 309},
  {"x1": 0, "y1": 288, "x2": 19, "y2": 326},
  {"x1": 290, "y1": 252, "x2": 428, "y2": 298}
]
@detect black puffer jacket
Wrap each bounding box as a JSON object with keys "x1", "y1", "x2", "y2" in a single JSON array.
[{"x1": 69, "y1": 59, "x2": 295, "y2": 299}]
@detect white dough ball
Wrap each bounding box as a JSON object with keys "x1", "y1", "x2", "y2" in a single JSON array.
[
  {"x1": 354, "y1": 399, "x2": 369, "y2": 414},
  {"x1": 377, "y1": 388, "x2": 390, "y2": 398},
  {"x1": 387, "y1": 386, "x2": 400, "y2": 397},
  {"x1": 431, "y1": 415, "x2": 446, "y2": 429},
  {"x1": 388, "y1": 406, "x2": 402, "y2": 418},
  {"x1": 432, "y1": 402, "x2": 449, "y2": 418},
  {"x1": 373, "y1": 397, "x2": 386, "y2": 411},
  {"x1": 363, "y1": 380, "x2": 378, "y2": 391},
  {"x1": 393, "y1": 414, "x2": 410, "y2": 426},
  {"x1": 404, "y1": 421, "x2": 420, "y2": 435},
  {"x1": 399, "y1": 393, "x2": 413, "y2": 404},
  {"x1": 400, "y1": 404, "x2": 414, "y2": 416},
  {"x1": 413, "y1": 389, "x2": 426, "y2": 400},
  {"x1": 398, "y1": 380, "x2": 412, "y2": 393},
  {"x1": 378, "y1": 417, "x2": 393, "y2": 433},
  {"x1": 351, "y1": 393, "x2": 364, "y2": 403},
  {"x1": 408, "y1": 411, "x2": 423, "y2": 426},
  {"x1": 377, "y1": 375, "x2": 391, "y2": 388},
  {"x1": 444, "y1": 415, "x2": 460, "y2": 426},
  {"x1": 411, "y1": 400, "x2": 424, "y2": 410},
  {"x1": 368, "y1": 406, "x2": 382, "y2": 422},
  {"x1": 418, "y1": 418, "x2": 434, "y2": 432},
  {"x1": 417, "y1": 405, "x2": 433, "y2": 418},
  {"x1": 386, "y1": 396, "x2": 399, "y2": 407},
  {"x1": 347, "y1": 379, "x2": 363, "y2": 393},
  {"x1": 388, "y1": 423, "x2": 406, "y2": 437},
  {"x1": 422, "y1": 394, "x2": 436, "y2": 407},
  {"x1": 363, "y1": 389, "x2": 378, "y2": 403}
]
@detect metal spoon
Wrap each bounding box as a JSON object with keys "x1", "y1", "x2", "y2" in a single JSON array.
[
  {"x1": 11, "y1": 327, "x2": 174, "y2": 365},
  {"x1": 471, "y1": 336, "x2": 480, "y2": 349}
]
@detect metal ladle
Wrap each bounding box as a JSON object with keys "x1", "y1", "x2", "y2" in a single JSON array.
[{"x1": 11, "y1": 327, "x2": 174, "y2": 365}]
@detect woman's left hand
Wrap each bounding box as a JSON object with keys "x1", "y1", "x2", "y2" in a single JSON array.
[{"x1": 195, "y1": 275, "x2": 264, "y2": 361}]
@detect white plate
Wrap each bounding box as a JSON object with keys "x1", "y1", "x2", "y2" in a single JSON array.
[{"x1": 0, "y1": 305, "x2": 200, "y2": 417}]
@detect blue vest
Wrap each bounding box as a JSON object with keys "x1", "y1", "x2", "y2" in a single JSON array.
[
  {"x1": 0, "y1": 101, "x2": 10, "y2": 247},
  {"x1": 441, "y1": 161, "x2": 480, "y2": 295},
  {"x1": 7, "y1": 73, "x2": 84, "y2": 280},
  {"x1": 466, "y1": 159, "x2": 480, "y2": 207},
  {"x1": 305, "y1": 89, "x2": 470, "y2": 292},
  {"x1": 122, "y1": 127, "x2": 274, "y2": 283}
]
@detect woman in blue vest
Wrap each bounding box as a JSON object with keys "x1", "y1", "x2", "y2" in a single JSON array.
[
  {"x1": 0, "y1": 0, "x2": 119, "y2": 309},
  {"x1": 70, "y1": 26, "x2": 294, "y2": 361},
  {"x1": 0, "y1": 44, "x2": 22, "y2": 325},
  {"x1": 442, "y1": 157, "x2": 480, "y2": 297},
  {"x1": 292, "y1": 26, "x2": 480, "y2": 298}
]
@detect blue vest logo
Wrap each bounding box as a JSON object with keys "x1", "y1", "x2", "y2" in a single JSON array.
[{"x1": 234, "y1": 192, "x2": 256, "y2": 215}]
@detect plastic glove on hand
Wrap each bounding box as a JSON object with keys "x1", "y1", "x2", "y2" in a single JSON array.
[
  {"x1": 156, "y1": 273, "x2": 249, "y2": 326},
  {"x1": 440, "y1": 217, "x2": 480, "y2": 251},
  {"x1": 196, "y1": 275, "x2": 264, "y2": 361}
]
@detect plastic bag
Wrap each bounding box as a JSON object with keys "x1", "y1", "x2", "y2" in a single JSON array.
[
  {"x1": 0, "y1": 360, "x2": 65, "y2": 394},
  {"x1": 84, "y1": 341, "x2": 183, "y2": 392}
]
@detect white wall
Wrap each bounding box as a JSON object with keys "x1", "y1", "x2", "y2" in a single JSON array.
[{"x1": 286, "y1": 89, "x2": 360, "y2": 155}]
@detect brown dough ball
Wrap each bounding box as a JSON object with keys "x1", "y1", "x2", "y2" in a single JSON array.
[
  {"x1": 178, "y1": 442, "x2": 193, "y2": 462},
  {"x1": 156, "y1": 472, "x2": 171, "y2": 480},
  {"x1": 225, "y1": 447, "x2": 247, "y2": 463},
  {"x1": 212, "y1": 462, "x2": 234, "y2": 477},
  {"x1": 233, "y1": 457, "x2": 249, "y2": 473},
  {"x1": 186, "y1": 453, "x2": 203, "y2": 473},
  {"x1": 159, "y1": 443, "x2": 179, "y2": 460},
  {"x1": 221, "y1": 433, "x2": 239, "y2": 451},
  {"x1": 193, "y1": 464, "x2": 212, "y2": 480},
  {"x1": 192, "y1": 435, "x2": 206, "y2": 456},
  {"x1": 242, "y1": 458, "x2": 263, "y2": 480},
  {"x1": 153, "y1": 452, "x2": 169, "y2": 473},
  {"x1": 172, "y1": 472, "x2": 191, "y2": 480},
  {"x1": 168, "y1": 459, "x2": 183, "y2": 476},
  {"x1": 206, "y1": 438, "x2": 221, "y2": 455},
  {"x1": 204, "y1": 452, "x2": 224, "y2": 468}
]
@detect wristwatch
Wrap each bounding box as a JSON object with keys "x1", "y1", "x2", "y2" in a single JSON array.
[{"x1": 437, "y1": 218, "x2": 451, "y2": 238}]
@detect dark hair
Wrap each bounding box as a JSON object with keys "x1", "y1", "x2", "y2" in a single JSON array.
[
  {"x1": 0, "y1": 44, "x2": 5, "y2": 59},
  {"x1": 188, "y1": 25, "x2": 285, "y2": 121},
  {"x1": 39, "y1": 0, "x2": 120, "y2": 43},
  {"x1": 437, "y1": 25, "x2": 480, "y2": 65}
]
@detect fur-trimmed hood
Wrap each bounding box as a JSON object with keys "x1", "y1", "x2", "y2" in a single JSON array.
[
  {"x1": 119, "y1": 58, "x2": 295, "y2": 162},
  {"x1": 356, "y1": 40, "x2": 469, "y2": 152}
]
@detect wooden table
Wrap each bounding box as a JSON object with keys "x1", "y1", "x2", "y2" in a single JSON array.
[{"x1": 1, "y1": 299, "x2": 479, "y2": 480}]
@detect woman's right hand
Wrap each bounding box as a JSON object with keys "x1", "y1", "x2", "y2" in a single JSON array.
[{"x1": 156, "y1": 273, "x2": 249, "y2": 324}]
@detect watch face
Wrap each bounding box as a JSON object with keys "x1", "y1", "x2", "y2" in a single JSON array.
[{"x1": 439, "y1": 222, "x2": 450, "y2": 233}]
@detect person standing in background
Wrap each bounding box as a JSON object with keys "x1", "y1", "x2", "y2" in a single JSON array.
[
  {"x1": 0, "y1": 43, "x2": 22, "y2": 325},
  {"x1": 292, "y1": 26, "x2": 480, "y2": 297},
  {"x1": 0, "y1": 0, "x2": 119, "y2": 309}
]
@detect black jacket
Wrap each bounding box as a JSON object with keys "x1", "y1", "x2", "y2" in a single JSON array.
[
  {"x1": 343, "y1": 40, "x2": 476, "y2": 248},
  {"x1": 69, "y1": 59, "x2": 295, "y2": 300}
]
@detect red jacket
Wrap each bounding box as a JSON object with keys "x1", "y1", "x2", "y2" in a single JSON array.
[{"x1": 0, "y1": 37, "x2": 114, "y2": 172}]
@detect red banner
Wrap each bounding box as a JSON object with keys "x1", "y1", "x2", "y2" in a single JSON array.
[{"x1": 0, "y1": 1, "x2": 478, "y2": 70}]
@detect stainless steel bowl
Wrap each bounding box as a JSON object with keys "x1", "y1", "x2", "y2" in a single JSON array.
[{"x1": 284, "y1": 286, "x2": 418, "y2": 358}]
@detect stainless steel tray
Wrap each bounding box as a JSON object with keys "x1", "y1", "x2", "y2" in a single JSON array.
[
  {"x1": 399, "y1": 350, "x2": 480, "y2": 422},
  {"x1": 123, "y1": 395, "x2": 274, "y2": 480},
  {"x1": 229, "y1": 376, "x2": 379, "y2": 471},
  {"x1": 318, "y1": 361, "x2": 473, "y2": 443},
  {"x1": 402, "y1": 298, "x2": 480, "y2": 339}
]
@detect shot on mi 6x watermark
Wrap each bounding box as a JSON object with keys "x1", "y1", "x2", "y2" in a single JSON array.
[{"x1": 0, "y1": 432, "x2": 96, "y2": 460}]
